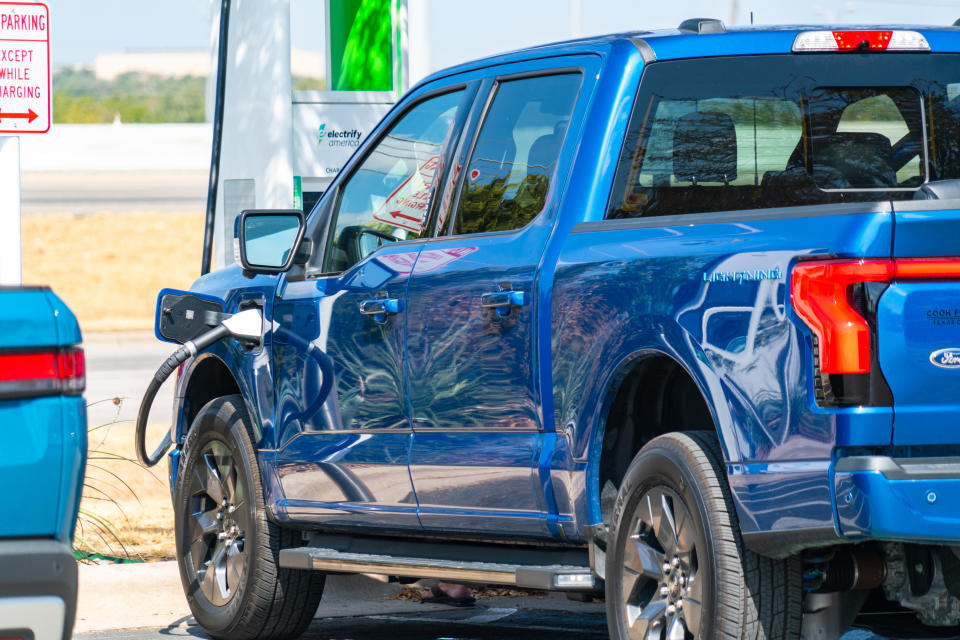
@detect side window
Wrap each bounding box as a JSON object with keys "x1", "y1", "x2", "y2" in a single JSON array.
[
  {"x1": 451, "y1": 73, "x2": 581, "y2": 236},
  {"x1": 828, "y1": 89, "x2": 923, "y2": 188},
  {"x1": 321, "y1": 90, "x2": 464, "y2": 273},
  {"x1": 632, "y1": 98, "x2": 802, "y2": 189}
]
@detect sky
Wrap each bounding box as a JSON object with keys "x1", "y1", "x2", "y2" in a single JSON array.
[
  {"x1": 43, "y1": 0, "x2": 960, "y2": 69},
  {"x1": 45, "y1": 0, "x2": 326, "y2": 67}
]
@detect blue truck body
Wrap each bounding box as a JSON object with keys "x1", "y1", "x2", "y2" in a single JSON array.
[
  {"x1": 0, "y1": 286, "x2": 85, "y2": 640},
  {"x1": 163, "y1": 22, "x2": 960, "y2": 636}
]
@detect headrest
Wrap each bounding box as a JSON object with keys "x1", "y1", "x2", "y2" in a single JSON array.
[
  {"x1": 673, "y1": 111, "x2": 738, "y2": 184},
  {"x1": 813, "y1": 132, "x2": 895, "y2": 188}
]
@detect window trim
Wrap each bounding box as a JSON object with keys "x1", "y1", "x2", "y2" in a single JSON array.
[
  {"x1": 306, "y1": 82, "x2": 475, "y2": 277},
  {"x1": 438, "y1": 67, "x2": 586, "y2": 240}
]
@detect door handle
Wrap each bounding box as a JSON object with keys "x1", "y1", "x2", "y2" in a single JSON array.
[
  {"x1": 359, "y1": 298, "x2": 400, "y2": 323},
  {"x1": 480, "y1": 290, "x2": 527, "y2": 317}
]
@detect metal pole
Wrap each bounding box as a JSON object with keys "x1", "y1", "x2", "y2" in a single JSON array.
[
  {"x1": 0, "y1": 136, "x2": 22, "y2": 285},
  {"x1": 201, "y1": 0, "x2": 231, "y2": 276}
]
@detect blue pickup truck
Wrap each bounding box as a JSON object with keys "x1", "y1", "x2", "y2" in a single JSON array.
[
  {"x1": 0, "y1": 286, "x2": 85, "y2": 640},
  {"x1": 151, "y1": 19, "x2": 960, "y2": 640}
]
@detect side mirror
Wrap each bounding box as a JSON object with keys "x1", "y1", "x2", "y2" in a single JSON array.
[
  {"x1": 238, "y1": 209, "x2": 306, "y2": 274},
  {"x1": 155, "y1": 289, "x2": 227, "y2": 345}
]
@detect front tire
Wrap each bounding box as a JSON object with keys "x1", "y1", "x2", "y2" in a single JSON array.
[
  {"x1": 605, "y1": 431, "x2": 802, "y2": 640},
  {"x1": 174, "y1": 395, "x2": 324, "y2": 640}
]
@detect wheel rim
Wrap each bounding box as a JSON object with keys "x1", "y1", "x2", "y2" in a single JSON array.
[
  {"x1": 620, "y1": 486, "x2": 704, "y2": 640},
  {"x1": 186, "y1": 439, "x2": 248, "y2": 607}
]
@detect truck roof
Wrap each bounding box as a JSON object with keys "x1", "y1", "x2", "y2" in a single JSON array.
[{"x1": 418, "y1": 23, "x2": 960, "y2": 87}]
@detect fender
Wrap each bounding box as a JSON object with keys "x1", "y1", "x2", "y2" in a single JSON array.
[{"x1": 580, "y1": 341, "x2": 735, "y2": 528}]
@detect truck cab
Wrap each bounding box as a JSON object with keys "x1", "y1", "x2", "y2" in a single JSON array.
[{"x1": 159, "y1": 20, "x2": 960, "y2": 640}]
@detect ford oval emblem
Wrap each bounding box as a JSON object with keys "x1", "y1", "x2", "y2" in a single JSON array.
[{"x1": 930, "y1": 348, "x2": 960, "y2": 369}]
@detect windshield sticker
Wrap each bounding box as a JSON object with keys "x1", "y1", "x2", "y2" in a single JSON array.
[{"x1": 372, "y1": 155, "x2": 440, "y2": 234}]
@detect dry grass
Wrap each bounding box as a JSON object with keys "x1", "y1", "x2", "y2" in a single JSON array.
[
  {"x1": 22, "y1": 211, "x2": 204, "y2": 331},
  {"x1": 80, "y1": 415, "x2": 176, "y2": 561}
]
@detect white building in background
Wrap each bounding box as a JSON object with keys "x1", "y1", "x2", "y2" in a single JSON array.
[{"x1": 91, "y1": 49, "x2": 324, "y2": 81}]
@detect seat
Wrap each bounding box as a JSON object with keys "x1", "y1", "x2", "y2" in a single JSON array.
[
  {"x1": 672, "y1": 111, "x2": 738, "y2": 185},
  {"x1": 811, "y1": 131, "x2": 896, "y2": 189}
]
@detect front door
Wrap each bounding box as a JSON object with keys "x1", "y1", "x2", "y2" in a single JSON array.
[
  {"x1": 271, "y1": 87, "x2": 469, "y2": 530},
  {"x1": 405, "y1": 66, "x2": 591, "y2": 536}
]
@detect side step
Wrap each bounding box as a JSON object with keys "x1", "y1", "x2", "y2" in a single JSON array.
[{"x1": 278, "y1": 533, "x2": 598, "y2": 591}]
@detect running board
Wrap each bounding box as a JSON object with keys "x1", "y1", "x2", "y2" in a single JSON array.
[{"x1": 278, "y1": 533, "x2": 598, "y2": 591}]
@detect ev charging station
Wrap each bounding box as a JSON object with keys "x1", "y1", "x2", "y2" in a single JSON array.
[
  {"x1": 205, "y1": 0, "x2": 399, "y2": 271},
  {"x1": 204, "y1": 0, "x2": 607, "y2": 272}
]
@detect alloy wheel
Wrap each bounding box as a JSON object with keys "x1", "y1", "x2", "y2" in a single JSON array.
[
  {"x1": 620, "y1": 486, "x2": 704, "y2": 640},
  {"x1": 186, "y1": 439, "x2": 249, "y2": 606}
]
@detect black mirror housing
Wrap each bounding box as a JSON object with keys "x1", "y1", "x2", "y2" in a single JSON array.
[
  {"x1": 155, "y1": 289, "x2": 228, "y2": 345},
  {"x1": 237, "y1": 209, "x2": 307, "y2": 274}
]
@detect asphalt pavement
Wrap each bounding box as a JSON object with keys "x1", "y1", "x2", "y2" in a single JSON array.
[
  {"x1": 79, "y1": 608, "x2": 611, "y2": 640},
  {"x1": 84, "y1": 330, "x2": 176, "y2": 430},
  {"x1": 21, "y1": 170, "x2": 207, "y2": 215}
]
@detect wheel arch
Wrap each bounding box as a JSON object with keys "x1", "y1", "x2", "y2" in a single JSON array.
[
  {"x1": 176, "y1": 352, "x2": 261, "y2": 446},
  {"x1": 583, "y1": 348, "x2": 738, "y2": 528}
]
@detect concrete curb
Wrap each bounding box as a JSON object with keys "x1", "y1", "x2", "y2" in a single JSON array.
[{"x1": 75, "y1": 561, "x2": 604, "y2": 634}]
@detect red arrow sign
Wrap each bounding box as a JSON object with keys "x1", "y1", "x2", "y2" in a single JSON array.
[
  {"x1": 387, "y1": 210, "x2": 423, "y2": 224},
  {"x1": 0, "y1": 109, "x2": 38, "y2": 123}
]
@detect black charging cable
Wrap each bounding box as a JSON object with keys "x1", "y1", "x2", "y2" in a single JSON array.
[{"x1": 135, "y1": 324, "x2": 231, "y2": 467}]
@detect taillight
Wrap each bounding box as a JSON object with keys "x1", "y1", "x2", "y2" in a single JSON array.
[
  {"x1": 791, "y1": 260, "x2": 893, "y2": 374},
  {"x1": 792, "y1": 257, "x2": 960, "y2": 405},
  {"x1": 792, "y1": 30, "x2": 930, "y2": 52},
  {"x1": 0, "y1": 346, "x2": 85, "y2": 399}
]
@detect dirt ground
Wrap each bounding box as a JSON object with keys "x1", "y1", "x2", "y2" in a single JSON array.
[
  {"x1": 80, "y1": 414, "x2": 176, "y2": 561},
  {"x1": 21, "y1": 211, "x2": 205, "y2": 331}
]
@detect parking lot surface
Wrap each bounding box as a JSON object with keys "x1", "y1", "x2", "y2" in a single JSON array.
[{"x1": 74, "y1": 606, "x2": 948, "y2": 640}]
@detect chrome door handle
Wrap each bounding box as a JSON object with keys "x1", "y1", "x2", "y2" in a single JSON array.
[
  {"x1": 480, "y1": 290, "x2": 527, "y2": 317},
  {"x1": 359, "y1": 298, "x2": 400, "y2": 323}
]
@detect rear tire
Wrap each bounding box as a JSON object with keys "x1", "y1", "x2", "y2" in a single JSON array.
[
  {"x1": 174, "y1": 394, "x2": 324, "y2": 640},
  {"x1": 605, "y1": 431, "x2": 802, "y2": 640}
]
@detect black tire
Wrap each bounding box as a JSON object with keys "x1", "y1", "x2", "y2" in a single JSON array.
[
  {"x1": 605, "y1": 431, "x2": 802, "y2": 640},
  {"x1": 174, "y1": 395, "x2": 325, "y2": 640}
]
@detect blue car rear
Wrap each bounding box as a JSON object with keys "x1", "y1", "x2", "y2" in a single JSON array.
[{"x1": 0, "y1": 286, "x2": 86, "y2": 640}]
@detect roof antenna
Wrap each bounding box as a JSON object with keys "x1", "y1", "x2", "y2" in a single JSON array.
[{"x1": 750, "y1": 11, "x2": 755, "y2": 25}]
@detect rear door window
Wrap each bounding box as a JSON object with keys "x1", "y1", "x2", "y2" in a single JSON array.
[{"x1": 449, "y1": 73, "x2": 581, "y2": 235}]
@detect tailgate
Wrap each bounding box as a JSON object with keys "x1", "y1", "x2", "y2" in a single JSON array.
[{"x1": 880, "y1": 200, "x2": 960, "y2": 445}]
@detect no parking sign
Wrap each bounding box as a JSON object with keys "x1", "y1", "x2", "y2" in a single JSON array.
[{"x1": 0, "y1": 2, "x2": 50, "y2": 134}]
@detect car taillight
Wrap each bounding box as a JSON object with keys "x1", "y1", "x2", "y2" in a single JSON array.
[
  {"x1": 792, "y1": 258, "x2": 960, "y2": 405},
  {"x1": 791, "y1": 260, "x2": 893, "y2": 375},
  {"x1": 0, "y1": 346, "x2": 85, "y2": 398},
  {"x1": 792, "y1": 30, "x2": 930, "y2": 52}
]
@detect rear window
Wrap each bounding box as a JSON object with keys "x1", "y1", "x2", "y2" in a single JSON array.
[{"x1": 608, "y1": 54, "x2": 960, "y2": 219}]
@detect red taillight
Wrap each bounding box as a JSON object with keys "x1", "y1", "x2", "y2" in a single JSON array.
[
  {"x1": 792, "y1": 258, "x2": 960, "y2": 375},
  {"x1": 0, "y1": 347, "x2": 85, "y2": 397},
  {"x1": 793, "y1": 30, "x2": 930, "y2": 52},
  {"x1": 791, "y1": 260, "x2": 893, "y2": 374},
  {"x1": 57, "y1": 348, "x2": 86, "y2": 394},
  {"x1": 831, "y1": 30, "x2": 892, "y2": 51}
]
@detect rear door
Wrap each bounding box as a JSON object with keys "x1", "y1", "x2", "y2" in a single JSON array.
[{"x1": 405, "y1": 57, "x2": 598, "y2": 537}]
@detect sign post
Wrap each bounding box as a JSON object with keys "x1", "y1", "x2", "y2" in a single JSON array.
[{"x1": 0, "y1": 1, "x2": 50, "y2": 285}]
